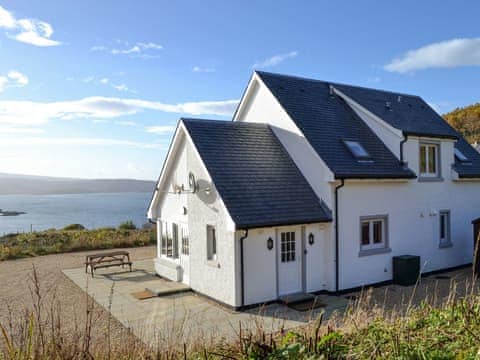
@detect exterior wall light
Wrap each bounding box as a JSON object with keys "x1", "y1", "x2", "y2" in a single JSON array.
[
  {"x1": 308, "y1": 232, "x2": 315, "y2": 245},
  {"x1": 267, "y1": 237, "x2": 274, "y2": 250}
]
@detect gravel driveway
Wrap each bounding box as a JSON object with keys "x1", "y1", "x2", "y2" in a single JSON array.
[{"x1": 0, "y1": 246, "x2": 156, "y2": 351}]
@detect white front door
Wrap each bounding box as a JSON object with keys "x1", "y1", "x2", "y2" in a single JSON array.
[
  {"x1": 179, "y1": 225, "x2": 190, "y2": 284},
  {"x1": 278, "y1": 228, "x2": 302, "y2": 295}
]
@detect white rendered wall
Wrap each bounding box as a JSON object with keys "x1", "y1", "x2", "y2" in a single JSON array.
[
  {"x1": 153, "y1": 132, "x2": 237, "y2": 306},
  {"x1": 185, "y1": 140, "x2": 237, "y2": 306},
  {"x1": 337, "y1": 179, "x2": 477, "y2": 290},
  {"x1": 241, "y1": 223, "x2": 330, "y2": 306},
  {"x1": 235, "y1": 78, "x2": 335, "y2": 208},
  {"x1": 242, "y1": 227, "x2": 277, "y2": 305}
]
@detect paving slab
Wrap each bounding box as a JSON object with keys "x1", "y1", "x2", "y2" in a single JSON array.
[{"x1": 63, "y1": 259, "x2": 349, "y2": 346}]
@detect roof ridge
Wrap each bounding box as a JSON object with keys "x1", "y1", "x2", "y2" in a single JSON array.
[
  {"x1": 181, "y1": 117, "x2": 268, "y2": 128},
  {"x1": 255, "y1": 70, "x2": 421, "y2": 99}
]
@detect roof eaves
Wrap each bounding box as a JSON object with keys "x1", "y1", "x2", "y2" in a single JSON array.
[
  {"x1": 236, "y1": 216, "x2": 333, "y2": 230},
  {"x1": 403, "y1": 130, "x2": 458, "y2": 140}
]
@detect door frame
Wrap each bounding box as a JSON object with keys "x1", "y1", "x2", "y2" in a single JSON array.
[{"x1": 275, "y1": 225, "x2": 305, "y2": 296}]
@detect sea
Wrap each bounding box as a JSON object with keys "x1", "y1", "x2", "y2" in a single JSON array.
[{"x1": 0, "y1": 192, "x2": 152, "y2": 235}]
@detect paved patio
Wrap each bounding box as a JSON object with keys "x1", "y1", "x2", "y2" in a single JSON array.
[{"x1": 63, "y1": 259, "x2": 348, "y2": 346}]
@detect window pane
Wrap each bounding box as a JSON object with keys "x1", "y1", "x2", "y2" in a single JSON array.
[
  {"x1": 440, "y1": 214, "x2": 445, "y2": 239},
  {"x1": 373, "y1": 221, "x2": 383, "y2": 244},
  {"x1": 345, "y1": 140, "x2": 370, "y2": 158},
  {"x1": 454, "y1": 148, "x2": 468, "y2": 162},
  {"x1": 420, "y1": 146, "x2": 426, "y2": 173},
  {"x1": 212, "y1": 228, "x2": 216, "y2": 255},
  {"x1": 361, "y1": 222, "x2": 370, "y2": 245},
  {"x1": 428, "y1": 146, "x2": 437, "y2": 173}
]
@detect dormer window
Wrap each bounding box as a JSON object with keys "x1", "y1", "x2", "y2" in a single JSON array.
[
  {"x1": 419, "y1": 142, "x2": 440, "y2": 179},
  {"x1": 454, "y1": 148, "x2": 468, "y2": 162},
  {"x1": 344, "y1": 140, "x2": 371, "y2": 160}
]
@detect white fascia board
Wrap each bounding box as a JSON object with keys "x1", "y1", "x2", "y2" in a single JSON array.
[
  {"x1": 408, "y1": 135, "x2": 457, "y2": 143},
  {"x1": 232, "y1": 72, "x2": 258, "y2": 122},
  {"x1": 147, "y1": 121, "x2": 184, "y2": 219},
  {"x1": 333, "y1": 87, "x2": 404, "y2": 139}
]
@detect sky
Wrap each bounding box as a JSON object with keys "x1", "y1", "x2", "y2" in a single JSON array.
[{"x1": 1, "y1": 1, "x2": 480, "y2": 180}]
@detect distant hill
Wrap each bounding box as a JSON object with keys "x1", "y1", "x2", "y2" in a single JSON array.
[
  {"x1": 444, "y1": 103, "x2": 480, "y2": 144},
  {"x1": 0, "y1": 173, "x2": 156, "y2": 195}
]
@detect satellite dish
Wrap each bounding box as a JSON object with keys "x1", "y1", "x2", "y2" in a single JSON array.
[{"x1": 188, "y1": 172, "x2": 197, "y2": 193}]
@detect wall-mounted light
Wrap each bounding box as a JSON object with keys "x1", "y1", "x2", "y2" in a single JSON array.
[
  {"x1": 308, "y1": 233, "x2": 315, "y2": 245},
  {"x1": 182, "y1": 206, "x2": 187, "y2": 215},
  {"x1": 267, "y1": 237, "x2": 274, "y2": 250}
]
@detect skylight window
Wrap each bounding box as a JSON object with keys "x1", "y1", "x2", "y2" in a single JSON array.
[
  {"x1": 344, "y1": 140, "x2": 370, "y2": 159},
  {"x1": 454, "y1": 148, "x2": 468, "y2": 162}
]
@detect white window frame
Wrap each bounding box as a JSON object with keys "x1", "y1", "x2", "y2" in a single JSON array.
[
  {"x1": 419, "y1": 142, "x2": 440, "y2": 178},
  {"x1": 439, "y1": 210, "x2": 452, "y2": 248},
  {"x1": 280, "y1": 231, "x2": 296, "y2": 263},
  {"x1": 206, "y1": 225, "x2": 217, "y2": 261},
  {"x1": 359, "y1": 215, "x2": 390, "y2": 256}
]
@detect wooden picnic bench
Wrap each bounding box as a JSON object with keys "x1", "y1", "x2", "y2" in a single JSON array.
[{"x1": 85, "y1": 250, "x2": 132, "y2": 277}]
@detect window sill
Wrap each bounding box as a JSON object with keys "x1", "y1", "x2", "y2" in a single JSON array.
[
  {"x1": 439, "y1": 242, "x2": 453, "y2": 249},
  {"x1": 359, "y1": 247, "x2": 391, "y2": 257},
  {"x1": 418, "y1": 176, "x2": 444, "y2": 182}
]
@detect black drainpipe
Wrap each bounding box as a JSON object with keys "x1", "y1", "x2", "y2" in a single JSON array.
[
  {"x1": 239, "y1": 229, "x2": 249, "y2": 307},
  {"x1": 334, "y1": 179, "x2": 345, "y2": 292},
  {"x1": 400, "y1": 134, "x2": 408, "y2": 165}
]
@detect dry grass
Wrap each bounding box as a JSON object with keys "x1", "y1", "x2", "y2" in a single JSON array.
[{"x1": 1, "y1": 261, "x2": 479, "y2": 359}]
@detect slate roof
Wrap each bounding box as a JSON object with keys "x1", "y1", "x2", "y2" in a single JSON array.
[
  {"x1": 182, "y1": 118, "x2": 332, "y2": 229},
  {"x1": 256, "y1": 71, "x2": 480, "y2": 179},
  {"x1": 333, "y1": 83, "x2": 459, "y2": 139},
  {"x1": 256, "y1": 71, "x2": 416, "y2": 179}
]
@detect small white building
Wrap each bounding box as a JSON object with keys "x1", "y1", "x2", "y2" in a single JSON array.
[{"x1": 148, "y1": 71, "x2": 480, "y2": 309}]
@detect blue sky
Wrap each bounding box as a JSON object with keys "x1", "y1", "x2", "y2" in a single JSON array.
[{"x1": 1, "y1": 1, "x2": 479, "y2": 179}]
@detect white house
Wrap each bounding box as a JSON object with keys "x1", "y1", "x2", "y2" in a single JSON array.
[{"x1": 148, "y1": 71, "x2": 480, "y2": 309}]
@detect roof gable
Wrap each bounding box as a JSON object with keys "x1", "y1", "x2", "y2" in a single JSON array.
[{"x1": 182, "y1": 118, "x2": 332, "y2": 228}]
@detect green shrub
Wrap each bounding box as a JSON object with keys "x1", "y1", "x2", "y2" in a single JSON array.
[
  {"x1": 62, "y1": 223, "x2": 85, "y2": 231},
  {"x1": 118, "y1": 220, "x2": 136, "y2": 230}
]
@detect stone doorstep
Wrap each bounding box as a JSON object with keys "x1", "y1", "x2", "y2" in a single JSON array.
[
  {"x1": 279, "y1": 292, "x2": 316, "y2": 305},
  {"x1": 146, "y1": 284, "x2": 191, "y2": 297}
]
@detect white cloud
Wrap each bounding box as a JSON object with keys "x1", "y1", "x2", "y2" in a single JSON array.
[
  {"x1": 93, "y1": 41, "x2": 164, "y2": 57},
  {"x1": 0, "y1": 76, "x2": 8, "y2": 92},
  {"x1": 0, "y1": 6, "x2": 60, "y2": 46},
  {"x1": 253, "y1": 51, "x2": 298, "y2": 68},
  {"x1": 8, "y1": 70, "x2": 28, "y2": 85},
  {"x1": 82, "y1": 76, "x2": 95, "y2": 83},
  {"x1": 193, "y1": 66, "x2": 215, "y2": 73},
  {"x1": 145, "y1": 125, "x2": 177, "y2": 134},
  {"x1": 99, "y1": 77, "x2": 109, "y2": 84},
  {"x1": 385, "y1": 38, "x2": 480, "y2": 73},
  {"x1": 0, "y1": 70, "x2": 28, "y2": 92},
  {"x1": 113, "y1": 83, "x2": 129, "y2": 92},
  {"x1": 0, "y1": 96, "x2": 239, "y2": 126},
  {"x1": 0, "y1": 6, "x2": 16, "y2": 28},
  {"x1": 0, "y1": 136, "x2": 162, "y2": 148},
  {"x1": 90, "y1": 45, "x2": 107, "y2": 51}
]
